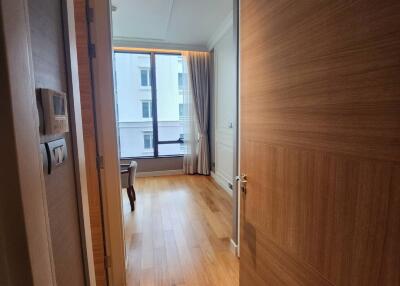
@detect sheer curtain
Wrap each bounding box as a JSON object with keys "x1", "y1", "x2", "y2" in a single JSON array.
[
  {"x1": 182, "y1": 52, "x2": 198, "y2": 174},
  {"x1": 182, "y1": 51, "x2": 211, "y2": 175}
]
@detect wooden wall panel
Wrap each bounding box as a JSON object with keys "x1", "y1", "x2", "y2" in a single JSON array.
[
  {"x1": 241, "y1": 0, "x2": 400, "y2": 162},
  {"x1": 73, "y1": 0, "x2": 107, "y2": 285},
  {"x1": 241, "y1": 143, "x2": 399, "y2": 285},
  {"x1": 240, "y1": 0, "x2": 400, "y2": 285}
]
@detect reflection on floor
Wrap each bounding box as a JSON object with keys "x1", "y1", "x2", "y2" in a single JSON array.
[{"x1": 123, "y1": 175, "x2": 239, "y2": 286}]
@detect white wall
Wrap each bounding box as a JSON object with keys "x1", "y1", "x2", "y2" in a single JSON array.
[{"x1": 212, "y1": 25, "x2": 236, "y2": 190}]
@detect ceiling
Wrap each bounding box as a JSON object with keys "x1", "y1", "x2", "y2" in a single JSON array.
[{"x1": 111, "y1": 0, "x2": 233, "y2": 50}]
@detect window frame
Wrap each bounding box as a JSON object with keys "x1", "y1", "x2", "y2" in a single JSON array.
[
  {"x1": 141, "y1": 100, "x2": 152, "y2": 119},
  {"x1": 114, "y1": 50, "x2": 185, "y2": 159},
  {"x1": 143, "y1": 132, "x2": 154, "y2": 150}
]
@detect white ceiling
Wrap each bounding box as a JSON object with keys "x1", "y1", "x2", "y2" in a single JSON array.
[{"x1": 111, "y1": 0, "x2": 233, "y2": 50}]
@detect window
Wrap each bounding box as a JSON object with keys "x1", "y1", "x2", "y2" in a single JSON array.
[
  {"x1": 178, "y1": 73, "x2": 184, "y2": 90},
  {"x1": 142, "y1": 101, "x2": 152, "y2": 118},
  {"x1": 143, "y1": 132, "x2": 153, "y2": 150},
  {"x1": 115, "y1": 53, "x2": 153, "y2": 157},
  {"x1": 178, "y1": 72, "x2": 188, "y2": 91},
  {"x1": 114, "y1": 52, "x2": 187, "y2": 158},
  {"x1": 179, "y1": 103, "x2": 184, "y2": 118},
  {"x1": 156, "y1": 54, "x2": 186, "y2": 156},
  {"x1": 140, "y1": 68, "x2": 151, "y2": 87}
]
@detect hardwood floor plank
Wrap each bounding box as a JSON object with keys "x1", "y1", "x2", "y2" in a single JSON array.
[{"x1": 164, "y1": 230, "x2": 185, "y2": 285}]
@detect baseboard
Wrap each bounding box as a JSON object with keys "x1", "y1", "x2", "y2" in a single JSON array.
[
  {"x1": 136, "y1": 169, "x2": 184, "y2": 178},
  {"x1": 211, "y1": 171, "x2": 233, "y2": 196}
]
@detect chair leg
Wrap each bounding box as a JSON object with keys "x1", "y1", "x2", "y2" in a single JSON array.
[
  {"x1": 127, "y1": 186, "x2": 135, "y2": 212},
  {"x1": 131, "y1": 187, "x2": 136, "y2": 211}
]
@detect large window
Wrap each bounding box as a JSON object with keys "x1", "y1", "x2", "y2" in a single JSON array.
[{"x1": 114, "y1": 51, "x2": 187, "y2": 158}]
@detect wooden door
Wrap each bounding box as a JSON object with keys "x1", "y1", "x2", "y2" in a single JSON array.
[{"x1": 239, "y1": 1, "x2": 400, "y2": 285}]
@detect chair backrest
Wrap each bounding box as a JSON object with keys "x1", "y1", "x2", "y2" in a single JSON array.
[{"x1": 127, "y1": 161, "x2": 137, "y2": 187}]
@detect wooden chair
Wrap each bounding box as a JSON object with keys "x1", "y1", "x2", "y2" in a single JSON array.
[{"x1": 121, "y1": 161, "x2": 137, "y2": 211}]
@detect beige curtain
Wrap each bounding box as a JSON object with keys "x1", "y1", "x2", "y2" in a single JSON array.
[{"x1": 183, "y1": 51, "x2": 211, "y2": 175}]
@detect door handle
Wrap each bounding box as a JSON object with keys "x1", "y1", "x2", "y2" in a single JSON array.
[{"x1": 236, "y1": 174, "x2": 248, "y2": 195}]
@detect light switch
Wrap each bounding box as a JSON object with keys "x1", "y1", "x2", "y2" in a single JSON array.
[
  {"x1": 54, "y1": 147, "x2": 64, "y2": 165},
  {"x1": 53, "y1": 148, "x2": 59, "y2": 164},
  {"x1": 46, "y1": 138, "x2": 68, "y2": 174}
]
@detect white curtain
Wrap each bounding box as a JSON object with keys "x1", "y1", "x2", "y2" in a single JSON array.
[{"x1": 182, "y1": 51, "x2": 211, "y2": 175}]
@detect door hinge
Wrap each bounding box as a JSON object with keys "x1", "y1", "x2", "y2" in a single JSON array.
[
  {"x1": 104, "y1": 255, "x2": 111, "y2": 268},
  {"x1": 96, "y1": 155, "x2": 104, "y2": 169},
  {"x1": 88, "y1": 43, "x2": 96, "y2": 58},
  {"x1": 86, "y1": 5, "x2": 94, "y2": 23}
]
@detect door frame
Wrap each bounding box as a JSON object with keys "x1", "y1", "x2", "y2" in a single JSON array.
[
  {"x1": 88, "y1": 0, "x2": 242, "y2": 284},
  {"x1": 88, "y1": 0, "x2": 127, "y2": 285},
  {"x1": 232, "y1": 0, "x2": 241, "y2": 256},
  {"x1": 62, "y1": 0, "x2": 97, "y2": 285}
]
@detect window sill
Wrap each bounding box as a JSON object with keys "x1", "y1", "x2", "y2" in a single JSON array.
[{"x1": 120, "y1": 155, "x2": 184, "y2": 160}]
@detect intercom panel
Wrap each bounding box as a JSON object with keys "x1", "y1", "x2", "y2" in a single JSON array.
[{"x1": 38, "y1": 88, "x2": 69, "y2": 135}]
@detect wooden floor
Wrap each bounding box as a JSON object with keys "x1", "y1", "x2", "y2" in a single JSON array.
[{"x1": 123, "y1": 175, "x2": 239, "y2": 286}]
